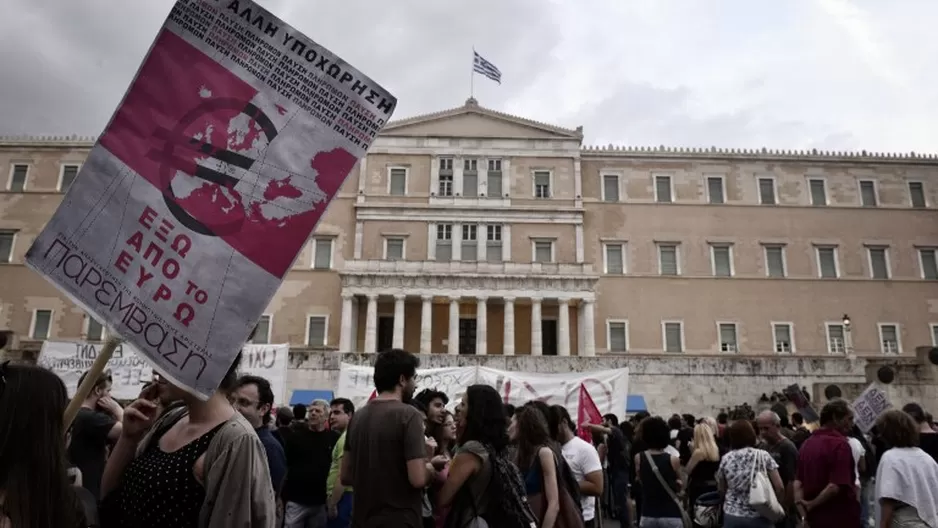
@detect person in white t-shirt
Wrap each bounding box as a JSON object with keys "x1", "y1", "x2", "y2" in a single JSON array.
[
  {"x1": 553, "y1": 405, "x2": 604, "y2": 528},
  {"x1": 847, "y1": 435, "x2": 866, "y2": 489}
]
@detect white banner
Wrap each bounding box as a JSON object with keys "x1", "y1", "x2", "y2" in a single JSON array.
[
  {"x1": 38, "y1": 340, "x2": 153, "y2": 401},
  {"x1": 25, "y1": 0, "x2": 396, "y2": 398},
  {"x1": 336, "y1": 363, "x2": 629, "y2": 420},
  {"x1": 238, "y1": 343, "x2": 290, "y2": 404},
  {"x1": 852, "y1": 384, "x2": 892, "y2": 432}
]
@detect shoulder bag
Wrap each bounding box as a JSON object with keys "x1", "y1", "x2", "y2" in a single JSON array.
[
  {"x1": 642, "y1": 451, "x2": 692, "y2": 528},
  {"x1": 747, "y1": 450, "x2": 784, "y2": 521}
]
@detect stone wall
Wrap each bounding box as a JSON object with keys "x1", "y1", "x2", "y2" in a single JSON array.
[{"x1": 284, "y1": 351, "x2": 938, "y2": 417}]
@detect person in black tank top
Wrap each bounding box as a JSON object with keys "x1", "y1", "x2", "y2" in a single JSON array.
[{"x1": 633, "y1": 417, "x2": 684, "y2": 527}]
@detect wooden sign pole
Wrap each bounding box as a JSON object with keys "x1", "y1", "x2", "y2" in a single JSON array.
[{"x1": 63, "y1": 336, "x2": 122, "y2": 432}]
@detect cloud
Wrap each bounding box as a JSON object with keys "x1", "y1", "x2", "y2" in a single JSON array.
[{"x1": 0, "y1": 0, "x2": 935, "y2": 153}]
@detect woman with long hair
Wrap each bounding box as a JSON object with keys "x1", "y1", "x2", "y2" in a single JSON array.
[
  {"x1": 511, "y1": 405, "x2": 560, "y2": 528},
  {"x1": 874, "y1": 409, "x2": 938, "y2": 528},
  {"x1": 435, "y1": 410, "x2": 457, "y2": 458},
  {"x1": 0, "y1": 363, "x2": 87, "y2": 528},
  {"x1": 437, "y1": 385, "x2": 508, "y2": 527},
  {"x1": 685, "y1": 423, "x2": 721, "y2": 523}
]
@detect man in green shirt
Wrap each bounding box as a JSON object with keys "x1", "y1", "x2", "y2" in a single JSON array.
[{"x1": 327, "y1": 398, "x2": 355, "y2": 528}]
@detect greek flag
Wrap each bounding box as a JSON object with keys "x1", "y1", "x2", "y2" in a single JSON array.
[{"x1": 473, "y1": 51, "x2": 502, "y2": 84}]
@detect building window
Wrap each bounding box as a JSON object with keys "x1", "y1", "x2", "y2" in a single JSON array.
[
  {"x1": 707, "y1": 176, "x2": 725, "y2": 204},
  {"x1": 312, "y1": 238, "x2": 333, "y2": 270},
  {"x1": 533, "y1": 240, "x2": 553, "y2": 263},
  {"x1": 250, "y1": 315, "x2": 271, "y2": 344},
  {"x1": 438, "y1": 158, "x2": 453, "y2": 197},
  {"x1": 461, "y1": 224, "x2": 478, "y2": 261},
  {"x1": 485, "y1": 225, "x2": 502, "y2": 262},
  {"x1": 607, "y1": 320, "x2": 629, "y2": 352},
  {"x1": 663, "y1": 321, "x2": 684, "y2": 353},
  {"x1": 867, "y1": 246, "x2": 890, "y2": 279},
  {"x1": 764, "y1": 245, "x2": 786, "y2": 277},
  {"x1": 758, "y1": 177, "x2": 777, "y2": 205},
  {"x1": 879, "y1": 323, "x2": 900, "y2": 355},
  {"x1": 859, "y1": 180, "x2": 877, "y2": 207},
  {"x1": 0, "y1": 231, "x2": 14, "y2": 263},
  {"x1": 86, "y1": 316, "x2": 105, "y2": 342},
  {"x1": 772, "y1": 323, "x2": 793, "y2": 354},
  {"x1": 486, "y1": 159, "x2": 503, "y2": 197},
  {"x1": 809, "y1": 178, "x2": 827, "y2": 206},
  {"x1": 533, "y1": 171, "x2": 551, "y2": 199},
  {"x1": 603, "y1": 243, "x2": 625, "y2": 274},
  {"x1": 657, "y1": 243, "x2": 679, "y2": 276},
  {"x1": 306, "y1": 316, "x2": 327, "y2": 346},
  {"x1": 602, "y1": 174, "x2": 620, "y2": 202},
  {"x1": 816, "y1": 246, "x2": 839, "y2": 278},
  {"x1": 384, "y1": 238, "x2": 405, "y2": 260},
  {"x1": 8, "y1": 164, "x2": 28, "y2": 192},
  {"x1": 31, "y1": 309, "x2": 52, "y2": 340},
  {"x1": 463, "y1": 159, "x2": 478, "y2": 197},
  {"x1": 654, "y1": 175, "x2": 672, "y2": 203},
  {"x1": 710, "y1": 244, "x2": 733, "y2": 277},
  {"x1": 436, "y1": 224, "x2": 453, "y2": 261},
  {"x1": 826, "y1": 323, "x2": 846, "y2": 354},
  {"x1": 60, "y1": 164, "x2": 80, "y2": 192},
  {"x1": 388, "y1": 167, "x2": 407, "y2": 196},
  {"x1": 920, "y1": 248, "x2": 938, "y2": 280},
  {"x1": 718, "y1": 323, "x2": 738, "y2": 353},
  {"x1": 909, "y1": 181, "x2": 926, "y2": 208}
]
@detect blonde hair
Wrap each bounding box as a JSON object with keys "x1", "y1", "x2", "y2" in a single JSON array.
[
  {"x1": 693, "y1": 423, "x2": 720, "y2": 462},
  {"x1": 701, "y1": 416, "x2": 718, "y2": 437}
]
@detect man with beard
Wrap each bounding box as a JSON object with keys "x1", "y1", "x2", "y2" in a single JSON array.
[{"x1": 341, "y1": 349, "x2": 436, "y2": 528}]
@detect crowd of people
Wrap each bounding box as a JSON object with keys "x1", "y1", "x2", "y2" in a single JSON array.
[{"x1": 1, "y1": 350, "x2": 938, "y2": 528}]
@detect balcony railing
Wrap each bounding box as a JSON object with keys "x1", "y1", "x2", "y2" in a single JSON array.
[{"x1": 343, "y1": 259, "x2": 595, "y2": 276}]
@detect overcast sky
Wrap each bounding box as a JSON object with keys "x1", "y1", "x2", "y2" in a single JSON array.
[{"x1": 1, "y1": 0, "x2": 935, "y2": 152}]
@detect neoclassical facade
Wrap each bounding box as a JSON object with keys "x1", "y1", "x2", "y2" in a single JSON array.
[{"x1": 2, "y1": 98, "x2": 938, "y2": 358}]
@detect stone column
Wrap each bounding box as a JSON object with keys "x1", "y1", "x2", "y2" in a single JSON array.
[
  {"x1": 582, "y1": 299, "x2": 596, "y2": 357},
  {"x1": 448, "y1": 297, "x2": 460, "y2": 355},
  {"x1": 392, "y1": 294, "x2": 406, "y2": 349},
  {"x1": 557, "y1": 298, "x2": 571, "y2": 356},
  {"x1": 476, "y1": 296, "x2": 488, "y2": 355},
  {"x1": 364, "y1": 294, "x2": 378, "y2": 353},
  {"x1": 338, "y1": 292, "x2": 354, "y2": 352},
  {"x1": 503, "y1": 297, "x2": 515, "y2": 356},
  {"x1": 531, "y1": 297, "x2": 543, "y2": 356},
  {"x1": 420, "y1": 295, "x2": 433, "y2": 354}
]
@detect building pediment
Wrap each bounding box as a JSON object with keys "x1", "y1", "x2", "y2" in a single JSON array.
[{"x1": 381, "y1": 98, "x2": 583, "y2": 141}]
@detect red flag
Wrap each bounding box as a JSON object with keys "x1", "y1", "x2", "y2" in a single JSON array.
[
  {"x1": 368, "y1": 389, "x2": 377, "y2": 402},
  {"x1": 577, "y1": 383, "x2": 603, "y2": 442}
]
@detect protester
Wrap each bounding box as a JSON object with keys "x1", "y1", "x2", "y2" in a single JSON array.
[
  {"x1": 283, "y1": 399, "x2": 339, "y2": 528},
  {"x1": 757, "y1": 411, "x2": 798, "y2": 528},
  {"x1": 0, "y1": 363, "x2": 89, "y2": 528},
  {"x1": 874, "y1": 409, "x2": 938, "y2": 528},
  {"x1": 326, "y1": 398, "x2": 355, "y2": 528},
  {"x1": 717, "y1": 419, "x2": 784, "y2": 528},
  {"x1": 554, "y1": 405, "x2": 604, "y2": 528},
  {"x1": 99, "y1": 353, "x2": 276, "y2": 527},
  {"x1": 634, "y1": 416, "x2": 686, "y2": 527},
  {"x1": 902, "y1": 402, "x2": 938, "y2": 463},
  {"x1": 232, "y1": 375, "x2": 287, "y2": 496},
  {"x1": 685, "y1": 423, "x2": 721, "y2": 524},
  {"x1": 582, "y1": 413, "x2": 631, "y2": 526},
  {"x1": 341, "y1": 349, "x2": 434, "y2": 527},
  {"x1": 68, "y1": 368, "x2": 123, "y2": 500},
  {"x1": 273, "y1": 405, "x2": 294, "y2": 446},
  {"x1": 513, "y1": 405, "x2": 561, "y2": 528},
  {"x1": 794, "y1": 400, "x2": 860, "y2": 528}
]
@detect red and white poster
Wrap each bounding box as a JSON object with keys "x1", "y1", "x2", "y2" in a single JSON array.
[{"x1": 26, "y1": 0, "x2": 396, "y2": 398}]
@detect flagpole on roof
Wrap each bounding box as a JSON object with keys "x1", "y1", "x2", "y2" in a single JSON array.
[{"x1": 470, "y1": 46, "x2": 475, "y2": 99}]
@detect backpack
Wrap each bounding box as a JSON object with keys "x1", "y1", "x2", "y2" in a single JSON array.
[
  {"x1": 553, "y1": 446, "x2": 584, "y2": 514},
  {"x1": 450, "y1": 445, "x2": 538, "y2": 528}
]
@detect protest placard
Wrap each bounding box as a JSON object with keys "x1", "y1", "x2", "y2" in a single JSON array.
[
  {"x1": 39, "y1": 340, "x2": 153, "y2": 401},
  {"x1": 238, "y1": 343, "x2": 290, "y2": 403},
  {"x1": 852, "y1": 384, "x2": 892, "y2": 432},
  {"x1": 25, "y1": 0, "x2": 396, "y2": 398},
  {"x1": 337, "y1": 364, "x2": 629, "y2": 420}
]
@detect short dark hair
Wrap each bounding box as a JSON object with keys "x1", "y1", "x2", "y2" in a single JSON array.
[
  {"x1": 373, "y1": 349, "x2": 419, "y2": 393},
  {"x1": 791, "y1": 412, "x2": 804, "y2": 426},
  {"x1": 218, "y1": 353, "x2": 243, "y2": 392},
  {"x1": 717, "y1": 412, "x2": 728, "y2": 425},
  {"x1": 234, "y1": 374, "x2": 275, "y2": 425},
  {"x1": 276, "y1": 405, "x2": 293, "y2": 426},
  {"x1": 819, "y1": 399, "x2": 853, "y2": 426},
  {"x1": 503, "y1": 403, "x2": 516, "y2": 418},
  {"x1": 77, "y1": 368, "x2": 112, "y2": 392},
  {"x1": 667, "y1": 414, "x2": 683, "y2": 430},
  {"x1": 682, "y1": 414, "x2": 696, "y2": 427},
  {"x1": 415, "y1": 388, "x2": 449, "y2": 408},
  {"x1": 902, "y1": 402, "x2": 927, "y2": 424},
  {"x1": 639, "y1": 416, "x2": 671, "y2": 450},
  {"x1": 877, "y1": 409, "x2": 920, "y2": 448},
  {"x1": 292, "y1": 403, "x2": 307, "y2": 421},
  {"x1": 551, "y1": 405, "x2": 575, "y2": 434},
  {"x1": 330, "y1": 397, "x2": 355, "y2": 415},
  {"x1": 410, "y1": 399, "x2": 427, "y2": 415},
  {"x1": 727, "y1": 419, "x2": 758, "y2": 449},
  {"x1": 603, "y1": 413, "x2": 619, "y2": 426}
]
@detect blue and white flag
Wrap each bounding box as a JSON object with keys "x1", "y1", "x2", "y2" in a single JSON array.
[{"x1": 473, "y1": 51, "x2": 502, "y2": 84}]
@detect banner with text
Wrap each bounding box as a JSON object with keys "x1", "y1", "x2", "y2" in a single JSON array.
[
  {"x1": 337, "y1": 364, "x2": 629, "y2": 420},
  {"x1": 25, "y1": 0, "x2": 396, "y2": 398},
  {"x1": 852, "y1": 384, "x2": 892, "y2": 432},
  {"x1": 40, "y1": 341, "x2": 291, "y2": 403}
]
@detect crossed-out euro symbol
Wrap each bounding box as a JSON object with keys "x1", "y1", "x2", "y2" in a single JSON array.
[{"x1": 147, "y1": 99, "x2": 278, "y2": 237}]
